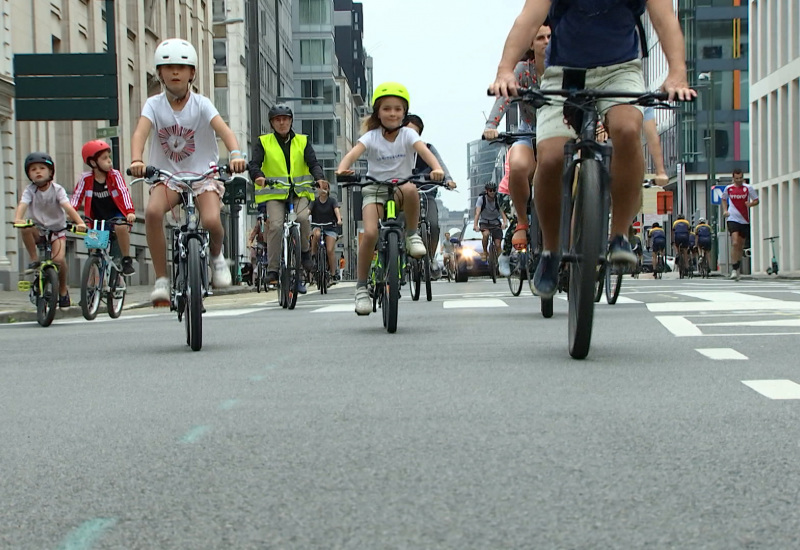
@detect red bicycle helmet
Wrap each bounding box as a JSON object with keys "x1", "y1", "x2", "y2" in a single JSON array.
[{"x1": 82, "y1": 140, "x2": 112, "y2": 165}]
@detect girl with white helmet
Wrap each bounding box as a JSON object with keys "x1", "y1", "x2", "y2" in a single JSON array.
[{"x1": 129, "y1": 38, "x2": 248, "y2": 306}]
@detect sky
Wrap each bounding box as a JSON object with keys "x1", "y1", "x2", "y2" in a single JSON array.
[{"x1": 360, "y1": 0, "x2": 524, "y2": 213}]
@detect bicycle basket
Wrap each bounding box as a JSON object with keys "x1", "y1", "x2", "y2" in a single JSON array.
[{"x1": 84, "y1": 228, "x2": 111, "y2": 249}]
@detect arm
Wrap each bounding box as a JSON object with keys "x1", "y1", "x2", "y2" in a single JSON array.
[
  {"x1": 721, "y1": 191, "x2": 729, "y2": 217},
  {"x1": 473, "y1": 201, "x2": 482, "y2": 230},
  {"x1": 248, "y1": 136, "x2": 266, "y2": 182},
  {"x1": 413, "y1": 141, "x2": 443, "y2": 181},
  {"x1": 749, "y1": 198, "x2": 759, "y2": 208},
  {"x1": 304, "y1": 142, "x2": 326, "y2": 181},
  {"x1": 129, "y1": 116, "x2": 152, "y2": 177},
  {"x1": 485, "y1": 62, "x2": 525, "y2": 137},
  {"x1": 643, "y1": 118, "x2": 668, "y2": 185},
  {"x1": 490, "y1": 0, "x2": 550, "y2": 96},
  {"x1": 334, "y1": 205, "x2": 343, "y2": 225},
  {"x1": 210, "y1": 115, "x2": 247, "y2": 173},
  {"x1": 71, "y1": 176, "x2": 85, "y2": 211},
  {"x1": 647, "y1": 0, "x2": 697, "y2": 101},
  {"x1": 336, "y1": 142, "x2": 366, "y2": 173},
  {"x1": 14, "y1": 202, "x2": 29, "y2": 224},
  {"x1": 61, "y1": 201, "x2": 87, "y2": 230}
]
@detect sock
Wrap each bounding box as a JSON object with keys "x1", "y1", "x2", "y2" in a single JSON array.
[
  {"x1": 357, "y1": 280, "x2": 367, "y2": 288},
  {"x1": 406, "y1": 229, "x2": 417, "y2": 238},
  {"x1": 733, "y1": 261, "x2": 741, "y2": 270}
]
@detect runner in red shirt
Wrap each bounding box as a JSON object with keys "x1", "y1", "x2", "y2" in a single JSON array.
[{"x1": 721, "y1": 168, "x2": 759, "y2": 281}]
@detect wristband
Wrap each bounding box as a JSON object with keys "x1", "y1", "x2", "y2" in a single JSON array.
[{"x1": 229, "y1": 150, "x2": 242, "y2": 156}]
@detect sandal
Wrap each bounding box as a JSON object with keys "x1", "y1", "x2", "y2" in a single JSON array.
[{"x1": 511, "y1": 223, "x2": 529, "y2": 251}]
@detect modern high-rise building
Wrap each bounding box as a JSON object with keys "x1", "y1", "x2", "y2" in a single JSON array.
[
  {"x1": 749, "y1": 0, "x2": 800, "y2": 274},
  {"x1": 333, "y1": 0, "x2": 369, "y2": 106}
]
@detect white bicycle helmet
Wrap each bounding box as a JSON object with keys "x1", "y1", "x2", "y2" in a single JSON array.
[{"x1": 154, "y1": 39, "x2": 198, "y2": 69}]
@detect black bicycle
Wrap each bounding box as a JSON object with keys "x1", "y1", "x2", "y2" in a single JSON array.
[
  {"x1": 129, "y1": 164, "x2": 241, "y2": 351},
  {"x1": 501, "y1": 78, "x2": 682, "y2": 358},
  {"x1": 311, "y1": 222, "x2": 339, "y2": 294},
  {"x1": 408, "y1": 184, "x2": 444, "y2": 302},
  {"x1": 337, "y1": 173, "x2": 444, "y2": 333}
]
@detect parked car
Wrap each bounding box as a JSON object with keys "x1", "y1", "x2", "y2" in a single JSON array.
[
  {"x1": 641, "y1": 250, "x2": 675, "y2": 273},
  {"x1": 451, "y1": 226, "x2": 492, "y2": 282}
]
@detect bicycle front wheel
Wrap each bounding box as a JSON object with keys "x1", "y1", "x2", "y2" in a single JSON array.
[
  {"x1": 489, "y1": 244, "x2": 497, "y2": 284},
  {"x1": 568, "y1": 159, "x2": 604, "y2": 360},
  {"x1": 186, "y1": 238, "x2": 203, "y2": 351},
  {"x1": 409, "y1": 258, "x2": 421, "y2": 301},
  {"x1": 38, "y1": 266, "x2": 59, "y2": 327},
  {"x1": 507, "y1": 251, "x2": 523, "y2": 296},
  {"x1": 383, "y1": 231, "x2": 400, "y2": 333},
  {"x1": 605, "y1": 263, "x2": 622, "y2": 305},
  {"x1": 594, "y1": 264, "x2": 605, "y2": 303},
  {"x1": 80, "y1": 255, "x2": 103, "y2": 320},
  {"x1": 317, "y1": 246, "x2": 328, "y2": 295},
  {"x1": 287, "y1": 226, "x2": 302, "y2": 310}
]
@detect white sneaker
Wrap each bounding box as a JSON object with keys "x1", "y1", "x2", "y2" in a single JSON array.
[
  {"x1": 498, "y1": 253, "x2": 511, "y2": 277},
  {"x1": 730, "y1": 268, "x2": 740, "y2": 281},
  {"x1": 151, "y1": 277, "x2": 170, "y2": 305},
  {"x1": 406, "y1": 233, "x2": 426, "y2": 259},
  {"x1": 355, "y1": 287, "x2": 371, "y2": 315},
  {"x1": 211, "y1": 254, "x2": 232, "y2": 288}
]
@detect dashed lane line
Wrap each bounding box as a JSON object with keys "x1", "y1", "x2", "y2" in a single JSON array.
[
  {"x1": 742, "y1": 380, "x2": 800, "y2": 400},
  {"x1": 695, "y1": 348, "x2": 748, "y2": 360}
]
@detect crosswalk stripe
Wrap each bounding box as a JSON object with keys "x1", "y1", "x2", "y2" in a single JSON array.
[
  {"x1": 678, "y1": 291, "x2": 781, "y2": 303},
  {"x1": 696, "y1": 348, "x2": 748, "y2": 360},
  {"x1": 312, "y1": 304, "x2": 355, "y2": 313},
  {"x1": 443, "y1": 299, "x2": 508, "y2": 309},
  {"x1": 647, "y1": 301, "x2": 800, "y2": 313},
  {"x1": 742, "y1": 380, "x2": 800, "y2": 399},
  {"x1": 656, "y1": 315, "x2": 703, "y2": 336}
]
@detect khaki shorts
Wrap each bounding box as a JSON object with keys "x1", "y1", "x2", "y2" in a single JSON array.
[
  {"x1": 361, "y1": 183, "x2": 392, "y2": 206},
  {"x1": 536, "y1": 59, "x2": 646, "y2": 142}
]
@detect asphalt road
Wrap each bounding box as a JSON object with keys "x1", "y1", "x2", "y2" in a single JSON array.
[{"x1": 3, "y1": 276, "x2": 800, "y2": 549}]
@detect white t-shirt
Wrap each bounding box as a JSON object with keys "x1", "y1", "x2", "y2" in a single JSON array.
[
  {"x1": 358, "y1": 127, "x2": 421, "y2": 181},
  {"x1": 141, "y1": 92, "x2": 220, "y2": 175},
  {"x1": 21, "y1": 182, "x2": 68, "y2": 230}
]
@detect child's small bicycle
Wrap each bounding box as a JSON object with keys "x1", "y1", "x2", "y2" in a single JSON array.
[
  {"x1": 764, "y1": 235, "x2": 779, "y2": 275},
  {"x1": 13, "y1": 220, "x2": 83, "y2": 327},
  {"x1": 79, "y1": 218, "x2": 128, "y2": 320}
]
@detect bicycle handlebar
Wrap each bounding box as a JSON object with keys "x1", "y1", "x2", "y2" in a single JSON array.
[
  {"x1": 482, "y1": 132, "x2": 536, "y2": 144},
  {"x1": 486, "y1": 87, "x2": 688, "y2": 107},
  {"x1": 13, "y1": 219, "x2": 86, "y2": 235},
  {"x1": 126, "y1": 164, "x2": 240, "y2": 190},
  {"x1": 336, "y1": 173, "x2": 448, "y2": 188}
]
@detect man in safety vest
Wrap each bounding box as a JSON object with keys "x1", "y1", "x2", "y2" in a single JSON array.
[{"x1": 248, "y1": 104, "x2": 327, "y2": 291}]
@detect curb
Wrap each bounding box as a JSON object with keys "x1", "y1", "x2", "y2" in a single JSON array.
[{"x1": 0, "y1": 285, "x2": 255, "y2": 324}]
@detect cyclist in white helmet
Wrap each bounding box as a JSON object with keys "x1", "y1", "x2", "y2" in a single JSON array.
[{"x1": 129, "y1": 38, "x2": 247, "y2": 306}]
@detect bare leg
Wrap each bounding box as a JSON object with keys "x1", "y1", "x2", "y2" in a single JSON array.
[
  {"x1": 195, "y1": 191, "x2": 225, "y2": 257},
  {"x1": 20, "y1": 226, "x2": 39, "y2": 261},
  {"x1": 51, "y1": 238, "x2": 68, "y2": 296},
  {"x1": 533, "y1": 137, "x2": 570, "y2": 251},
  {"x1": 358, "y1": 205, "x2": 383, "y2": 281},
  {"x1": 508, "y1": 145, "x2": 535, "y2": 228},
  {"x1": 114, "y1": 223, "x2": 131, "y2": 256},
  {"x1": 144, "y1": 184, "x2": 181, "y2": 279},
  {"x1": 606, "y1": 105, "x2": 644, "y2": 237},
  {"x1": 397, "y1": 183, "x2": 420, "y2": 233},
  {"x1": 325, "y1": 234, "x2": 337, "y2": 274}
]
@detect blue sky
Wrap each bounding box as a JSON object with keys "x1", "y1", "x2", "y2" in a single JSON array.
[{"x1": 361, "y1": 0, "x2": 524, "y2": 212}]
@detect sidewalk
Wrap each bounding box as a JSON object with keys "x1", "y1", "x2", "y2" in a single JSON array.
[{"x1": 0, "y1": 282, "x2": 255, "y2": 324}]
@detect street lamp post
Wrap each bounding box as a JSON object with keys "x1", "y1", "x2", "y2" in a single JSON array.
[{"x1": 699, "y1": 72, "x2": 717, "y2": 267}]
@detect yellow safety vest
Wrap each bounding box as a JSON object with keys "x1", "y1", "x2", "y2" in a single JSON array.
[{"x1": 254, "y1": 133, "x2": 315, "y2": 203}]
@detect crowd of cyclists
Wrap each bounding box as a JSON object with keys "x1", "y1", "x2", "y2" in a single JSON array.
[{"x1": 14, "y1": 1, "x2": 761, "y2": 320}]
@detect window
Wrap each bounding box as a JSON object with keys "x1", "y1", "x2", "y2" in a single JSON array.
[
  {"x1": 302, "y1": 119, "x2": 336, "y2": 146},
  {"x1": 300, "y1": 39, "x2": 331, "y2": 65},
  {"x1": 300, "y1": 79, "x2": 335, "y2": 104},
  {"x1": 213, "y1": 39, "x2": 227, "y2": 72},
  {"x1": 213, "y1": 0, "x2": 225, "y2": 21},
  {"x1": 299, "y1": 0, "x2": 329, "y2": 25}
]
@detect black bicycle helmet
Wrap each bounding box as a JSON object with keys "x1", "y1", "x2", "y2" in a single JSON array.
[
  {"x1": 404, "y1": 114, "x2": 424, "y2": 135},
  {"x1": 268, "y1": 103, "x2": 293, "y2": 121},
  {"x1": 485, "y1": 181, "x2": 498, "y2": 190},
  {"x1": 24, "y1": 152, "x2": 55, "y2": 179}
]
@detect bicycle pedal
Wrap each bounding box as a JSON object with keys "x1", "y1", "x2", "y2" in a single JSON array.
[{"x1": 17, "y1": 281, "x2": 32, "y2": 292}]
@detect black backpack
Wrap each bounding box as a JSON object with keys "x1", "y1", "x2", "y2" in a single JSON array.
[
  {"x1": 550, "y1": 0, "x2": 649, "y2": 59},
  {"x1": 479, "y1": 191, "x2": 499, "y2": 211}
]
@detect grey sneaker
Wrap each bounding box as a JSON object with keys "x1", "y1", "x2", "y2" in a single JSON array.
[
  {"x1": 730, "y1": 268, "x2": 740, "y2": 281},
  {"x1": 355, "y1": 287, "x2": 371, "y2": 315},
  {"x1": 150, "y1": 277, "x2": 170, "y2": 306},
  {"x1": 607, "y1": 235, "x2": 637, "y2": 268},
  {"x1": 533, "y1": 251, "x2": 560, "y2": 298}
]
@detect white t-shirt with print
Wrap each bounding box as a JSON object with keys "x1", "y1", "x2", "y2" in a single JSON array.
[
  {"x1": 141, "y1": 92, "x2": 220, "y2": 175},
  {"x1": 21, "y1": 182, "x2": 68, "y2": 230},
  {"x1": 358, "y1": 127, "x2": 421, "y2": 182}
]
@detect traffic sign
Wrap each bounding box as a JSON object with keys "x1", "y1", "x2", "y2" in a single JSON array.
[
  {"x1": 711, "y1": 184, "x2": 726, "y2": 205},
  {"x1": 96, "y1": 126, "x2": 119, "y2": 139}
]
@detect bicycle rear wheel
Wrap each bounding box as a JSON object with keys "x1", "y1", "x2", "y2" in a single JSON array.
[
  {"x1": 507, "y1": 251, "x2": 524, "y2": 296},
  {"x1": 605, "y1": 263, "x2": 622, "y2": 305},
  {"x1": 423, "y1": 253, "x2": 433, "y2": 301},
  {"x1": 38, "y1": 266, "x2": 59, "y2": 327},
  {"x1": 568, "y1": 159, "x2": 604, "y2": 360},
  {"x1": 541, "y1": 296, "x2": 554, "y2": 318},
  {"x1": 383, "y1": 231, "x2": 400, "y2": 333},
  {"x1": 107, "y1": 266, "x2": 126, "y2": 318},
  {"x1": 317, "y1": 245, "x2": 328, "y2": 294},
  {"x1": 287, "y1": 226, "x2": 302, "y2": 310},
  {"x1": 594, "y1": 264, "x2": 605, "y2": 303},
  {"x1": 409, "y1": 258, "x2": 421, "y2": 301},
  {"x1": 80, "y1": 255, "x2": 103, "y2": 320},
  {"x1": 185, "y1": 238, "x2": 203, "y2": 351},
  {"x1": 489, "y1": 243, "x2": 497, "y2": 284}
]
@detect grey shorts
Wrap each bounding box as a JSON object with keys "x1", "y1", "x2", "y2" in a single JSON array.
[
  {"x1": 361, "y1": 184, "x2": 392, "y2": 206},
  {"x1": 536, "y1": 60, "x2": 646, "y2": 142}
]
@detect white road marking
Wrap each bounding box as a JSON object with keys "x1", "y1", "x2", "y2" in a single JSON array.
[
  {"x1": 697, "y1": 319, "x2": 800, "y2": 328},
  {"x1": 696, "y1": 348, "x2": 748, "y2": 360},
  {"x1": 443, "y1": 299, "x2": 508, "y2": 309},
  {"x1": 678, "y1": 291, "x2": 779, "y2": 303},
  {"x1": 312, "y1": 304, "x2": 355, "y2": 313},
  {"x1": 742, "y1": 380, "x2": 800, "y2": 400},
  {"x1": 203, "y1": 308, "x2": 262, "y2": 317},
  {"x1": 656, "y1": 316, "x2": 703, "y2": 336},
  {"x1": 647, "y1": 301, "x2": 800, "y2": 313}
]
